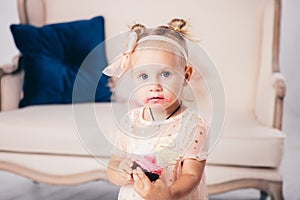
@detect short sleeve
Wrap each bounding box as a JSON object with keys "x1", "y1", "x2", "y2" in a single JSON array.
[
  {"x1": 110, "y1": 108, "x2": 140, "y2": 157},
  {"x1": 182, "y1": 117, "x2": 209, "y2": 161},
  {"x1": 110, "y1": 114, "x2": 131, "y2": 157},
  {"x1": 110, "y1": 131, "x2": 127, "y2": 157}
]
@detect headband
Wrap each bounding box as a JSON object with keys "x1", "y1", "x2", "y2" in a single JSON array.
[
  {"x1": 138, "y1": 35, "x2": 188, "y2": 60},
  {"x1": 103, "y1": 32, "x2": 188, "y2": 78}
]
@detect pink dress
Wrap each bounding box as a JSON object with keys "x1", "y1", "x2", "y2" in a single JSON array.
[{"x1": 115, "y1": 107, "x2": 209, "y2": 200}]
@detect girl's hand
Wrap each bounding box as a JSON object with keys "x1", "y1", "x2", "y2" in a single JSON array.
[
  {"x1": 133, "y1": 167, "x2": 172, "y2": 200},
  {"x1": 118, "y1": 159, "x2": 134, "y2": 185},
  {"x1": 119, "y1": 159, "x2": 133, "y2": 174}
]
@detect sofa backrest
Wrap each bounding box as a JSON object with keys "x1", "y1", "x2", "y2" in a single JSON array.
[{"x1": 17, "y1": 0, "x2": 280, "y2": 114}]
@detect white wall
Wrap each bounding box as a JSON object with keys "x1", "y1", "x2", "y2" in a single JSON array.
[
  {"x1": 280, "y1": 0, "x2": 300, "y2": 119},
  {"x1": 0, "y1": 0, "x2": 299, "y2": 116},
  {"x1": 0, "y1": 0, "x2": 18, "y2": 64}
]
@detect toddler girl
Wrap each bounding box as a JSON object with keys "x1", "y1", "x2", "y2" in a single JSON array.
[{"x1": 105, "y1": 18, "x2": 209, "y2": 200}]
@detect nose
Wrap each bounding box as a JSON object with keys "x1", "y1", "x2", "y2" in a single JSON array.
[{"x1": 149, "y1": 83, "x2": 163, "y2": 92}]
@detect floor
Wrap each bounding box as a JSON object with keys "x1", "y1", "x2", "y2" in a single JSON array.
[
  {"x1": 1, "y1": 103, "x2": 299, "y2": 200},
  {"x1": 0, "y1": 172, "x2": 266, "y2": 200}
]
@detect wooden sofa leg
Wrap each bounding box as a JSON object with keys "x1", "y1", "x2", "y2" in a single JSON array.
[
  {"x1": 268, "y1": 181, "x2": 284, "y2": 200},
  {"x1": 260, "y1": 190, "x2": 268, "y2": 200},
  {"x1": 260, "y1": 182, "x2": 284, "y2": 200}
]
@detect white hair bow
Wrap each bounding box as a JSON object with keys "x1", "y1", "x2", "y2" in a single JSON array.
[{"x1": 103, "y1": 31, "x2": 138, "y2": 78}]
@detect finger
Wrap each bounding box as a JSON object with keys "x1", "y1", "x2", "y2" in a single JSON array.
[
  {"x1": 125, "y1": 176, "x2": 134, "y2": 184},
  {"x1": 122, "y1": 159, "x2": 133, "y2": 167},
  {"x1": 132, "y1": 170, "x2": 144, "y2": 190},
  {"x1": 121, "y1": 171, "x2": 129, "y2": 179},
  {"x1": 123, "y1": 172, "x2": 132, "y2": 180},
  {"x1": 127, "y1": 160, "x2": 133, "y2": 167},
  {"x1": 123, "y1": 164, "x2": 133, "y2": 174},
  {"x1": 119, "y1": 160, "x2": 133, "y2": 171},
  {"x1": 154, "y1": 179, "x2": 164, "y2": 186},
  {"x1": 120, "y1": 165, "x2": 132, "y2": 178},
  {"x1": 132, "y1": 169, "x2": 142, "y2": 182},
  {"x1": 136, "y1": 167, "x2": 152, "y2": 187},
  {"x1": 122, "y1": 172, "x2": 134, "y2": 185}
]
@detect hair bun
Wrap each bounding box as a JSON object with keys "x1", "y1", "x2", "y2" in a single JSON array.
[
  {"x1": 168, "y1": 18, "x2": 188, "y2": 35},
  {"x1": 131, "y1": 23, "x2": 146, "y2": 35}
]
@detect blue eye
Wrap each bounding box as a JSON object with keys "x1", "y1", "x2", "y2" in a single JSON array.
[
  {"x1": 139, "y1": 73, "x2": 148, "y2": 80},
  {"x1": 161, "y1": 71, "x2": 170, "y2": 78}
]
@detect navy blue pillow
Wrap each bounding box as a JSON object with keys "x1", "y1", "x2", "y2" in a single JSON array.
[{"x1": 10, "y1": 16, "x2": 111, "y2": 108}]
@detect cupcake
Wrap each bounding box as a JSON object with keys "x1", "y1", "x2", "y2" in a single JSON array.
[{"x1": 131, "y1": 156, "x2": 163, "y2": 182}]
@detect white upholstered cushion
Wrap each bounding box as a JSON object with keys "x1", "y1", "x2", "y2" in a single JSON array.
[
  {"x1": 0, "y1": 103, "x2": 114, "y2": 156},
  {"x1": 207, "y1": 111, "x2": 285, "y2": 168}
]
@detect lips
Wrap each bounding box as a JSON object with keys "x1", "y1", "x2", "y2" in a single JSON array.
[
  {"x1": 145, "y1": 96, "x2": 172, "y2": 104},
  {"x1": 146, "y1": 96, "x2": 165, "y2": 104}
]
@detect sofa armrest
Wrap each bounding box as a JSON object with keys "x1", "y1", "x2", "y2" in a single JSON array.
[
  {"x1": 255, "y1": 72, "x2": 286, "y2": 129},
  {"x1": 0, "y1": 55, "x2": 24, "y2": 112},
  {"x1": 272, "y1": 72, "x2": 286, "y2": 129}
]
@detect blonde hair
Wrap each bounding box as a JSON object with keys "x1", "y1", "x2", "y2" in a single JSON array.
[{"x1": 130, "y1": 18, "x2": 189, "y2": 58}]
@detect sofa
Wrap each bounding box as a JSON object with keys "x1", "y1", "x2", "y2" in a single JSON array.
[{"x1": 0, "y1": 0, "x2": 286, "y2": 199}]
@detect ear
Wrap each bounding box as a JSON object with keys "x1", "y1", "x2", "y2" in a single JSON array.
[{"x1": 184, "y1": 65, "x2": 193, "y2": 81}]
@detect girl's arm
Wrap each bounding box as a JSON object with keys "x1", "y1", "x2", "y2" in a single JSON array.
[
  {"x1": 107, "y1": 154, "x2": 134, "y2": 186},
  {"x1": 169, "y1": 159, "x2": 206, "y2": 199}
]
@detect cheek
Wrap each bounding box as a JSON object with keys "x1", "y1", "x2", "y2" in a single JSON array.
[
  {"x1": 135, "y1": 86, "x2": 147, "y2": 99},
  {"x1": 162, "y1": 80, "x2": 184, "y2": 96}
]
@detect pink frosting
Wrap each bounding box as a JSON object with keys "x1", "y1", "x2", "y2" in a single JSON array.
[{"x1": 132, "y1": 155, "x2": 163, "y2": 175}]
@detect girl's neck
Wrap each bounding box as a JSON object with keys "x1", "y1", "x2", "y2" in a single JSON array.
[{"x1": 146, "y1": 100, "x2": 182, "y2": 121}]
